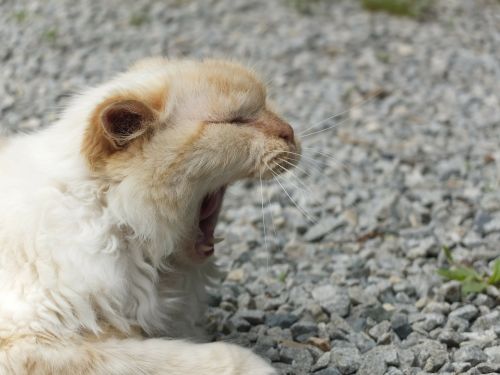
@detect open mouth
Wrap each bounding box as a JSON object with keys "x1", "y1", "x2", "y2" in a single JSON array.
[{"x1": 195, "y1": 187, "x2": 226, "y2": 259}]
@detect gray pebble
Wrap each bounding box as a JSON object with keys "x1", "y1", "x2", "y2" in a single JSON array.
[
  {"x1": 313, "y1": 368, "x2": 342, "y2": 375},
  {"x1": 391, "y1": 313, "x2": 413, "y2": 340},
  {"x1": 266, "y1": 313, "x2": 299, "y2": 329},
  {"x1": 304, "y1": 217, "x2": 345, "y2": 242},
  {"x1": 449, "y1": 305, "x2": 479, "y2": 321},
  {"x1": 312, "y1": 352, "x2": 331, "y2": 372},
  {"x1": 330, "y1": 347, "x2": 361, "y2": 374},
  {"x1": 484, "y1": 346, "x2": 500, "y2": 363},
  {"x1": 454, "y1": 345, "x2": 488, "y2": 366},
  {"x1": 291, "y1": 321, "x2": 319, "y2": 340},
  {"x1": 237, "y1": 309, "x2": 265, "y2": 325}
]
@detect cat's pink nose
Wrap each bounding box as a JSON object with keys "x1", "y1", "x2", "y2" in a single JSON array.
[
  {"x1": 277, "y1": 123, "x2": 294, "y2": 144},
  {"x1": 252, "y1": 110, "x2": 296, "y2": 145}
]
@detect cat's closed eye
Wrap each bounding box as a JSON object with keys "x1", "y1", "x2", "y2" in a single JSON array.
[
  {"x1": 228, "y1": 117, "x2": 252, "y2": 124},
  {"x1": 207, "y1": 117, "x2": 252, "y2": 125}
]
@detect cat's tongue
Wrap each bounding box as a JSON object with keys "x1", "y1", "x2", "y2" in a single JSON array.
[{"x1": 196, "y1": 188, "x2": 225, "y2": 258}]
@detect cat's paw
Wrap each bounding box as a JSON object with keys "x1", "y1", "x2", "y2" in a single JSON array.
[{"x1": 207, "y1": 342, "x2": 277, "y2": 375}]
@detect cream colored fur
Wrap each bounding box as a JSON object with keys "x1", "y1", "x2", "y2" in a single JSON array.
[{"x1": 0, "y1": 58, "x2": 299, "y2": 374}]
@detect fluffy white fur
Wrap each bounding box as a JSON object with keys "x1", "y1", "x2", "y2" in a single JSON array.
[{"x1": 0, "y1": 58, "x2": 298, "y2": 374}]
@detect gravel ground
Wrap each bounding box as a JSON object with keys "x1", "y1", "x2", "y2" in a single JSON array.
[{"x1": 1, "y1": 0, "x2": 500, "y2": 374}]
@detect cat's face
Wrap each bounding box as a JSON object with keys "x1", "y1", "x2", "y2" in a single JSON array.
[{"x1": 82, "y1": 58, "x2": 300, "y2": 262}]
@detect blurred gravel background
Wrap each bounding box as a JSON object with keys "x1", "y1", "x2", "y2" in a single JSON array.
[{"x1": 1, "y1": 0, "x2": 500, "y2": 374}]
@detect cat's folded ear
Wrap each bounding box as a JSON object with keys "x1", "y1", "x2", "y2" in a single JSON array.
[
  {"x1": 101, "y1": 100, "x2": 155, "y2": 147},
  {"x1": 82, "y1": 97, "x2": 158, "y2": 169}
]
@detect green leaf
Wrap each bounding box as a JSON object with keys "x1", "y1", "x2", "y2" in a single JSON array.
[
  {"x1": 437, "y1": 267, "x2": 481, "y2": 282},
  {"x1": 442, "y1": 245, "x2": 454, "y2": 263},
  {"x1": 461, "y1": 279, "x2": 488, "y2": 295},
  {"x1": 487, "y1": 259, "x2": 500, "y2": 286}
]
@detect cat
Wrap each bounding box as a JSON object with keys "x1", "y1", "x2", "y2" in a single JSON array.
[{"x1": 0, "y1": 58, "x2": 300, "y2": 374}]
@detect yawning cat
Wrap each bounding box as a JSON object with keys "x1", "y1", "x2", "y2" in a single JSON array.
[{"x1": 0, "y1": 58, "x2": 300, "y2": 374}]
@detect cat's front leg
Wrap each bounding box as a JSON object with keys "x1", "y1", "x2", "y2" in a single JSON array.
[
  {"x1": 2, "y1": 336, "x2": 276, "y2": 375},
  {"x1": 180, "y1": 341, "x2": 276, "y2": 375}
]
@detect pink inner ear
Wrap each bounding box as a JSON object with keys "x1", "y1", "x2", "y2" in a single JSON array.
[
  {"x1": 101, "y1": 100, "x2": 155, "y2": 146},
  {"x1": 105, "y1": 108, "x2": 143, "y2": 138}
]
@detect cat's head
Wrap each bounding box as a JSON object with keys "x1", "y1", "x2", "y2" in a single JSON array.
[{"x1": 81, "y1": 58, "x2": 300, "y2": 262}]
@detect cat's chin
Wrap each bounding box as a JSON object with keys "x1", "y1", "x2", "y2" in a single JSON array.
[{"x1": 192, "y1": 186, "x2": 226, "y2": 262}]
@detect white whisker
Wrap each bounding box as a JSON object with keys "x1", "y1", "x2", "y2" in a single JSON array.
[
  {"x1": 280, "y1": 149, "x2": 351, "y2": 172},
  {"x1": 300, "y1": 116, "x2": 351, "y2": 138},
  {"x1": 273, "y1": 163, "x2": 312, "y2": 197},
  {"x1": 301, "y1": 148, "x2": 352, "y2": 170},
  {"x1": 259, "y1": 171, "x2": 269, "y2": 272},
  {"x1": 275, "y1": 159, "x2": 317, "y2": 195},
  {"x1": 298, "y1": 89, "x2": 384, "y2": 136},
  {"x1": 266, "y1": 163, "x2": 317, "y2": 224},
  {"x1": 277, "y1": 152, "x2": 347, "y2": 190},
  {"x1": 265, "y1": 182, "x2": 279, "y2": 246}
]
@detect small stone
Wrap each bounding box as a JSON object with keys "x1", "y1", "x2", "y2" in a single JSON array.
[
  {"x1": 449, "y1": 305, "x2": 479, "y2": 321},
  {"x1": 391, "y1": 313, "x2": 412, "y2": 340},
  {"x1": 471, "y1": 310, "x2": 500, "y2": 331},
  {"x1": 19, "y1": 117, "x2": 41, "y2": 130},
  {"x1": 314, "y1": 368, "x2": 342, "y2": 375},
  {"x1": 267, "y1": 327, "x2": 293, "y2": 341},
  {"x1": 484, "y1": 346, "x2": 500, "y2": 363},
  {"x1": 424, "y1": 350, "x2": 448, "y2": 372},
  {"x1": 307, "y1": 337, "x2": 331, "y2": 352},
  {"x1": 383, "y1": 347, "x2": 399, "y2": 366},
  {"x1": 364, "y1": 304, "x2": 393, "y2": 323},
  {"x1": 346, "y1": 332, "x2": 376, "y2": 354},
  {"x1": 421, "y1": 313, "x2": 446, "y2": 331},
  {"x1": 483, "y1": 215, "x2": 500, "y2": 234},
  {"x1": 486, "y1": 285, "x2": 500, "y2": 299},
  {"x1": 272, "y1": 362, "x2": 293, "y2": 374},
  {"x1": 438, "y1": 330, "x2": 464, "y2": 347},
  {"x1": 228, "y1": 316, "x2": 251, "y2": 332},
  {"x1": 472, "y1": 294, "x2": 495, "y2": 309},
  {"x1": 311, "y1": 285, "x2": 351, "y2": 317},
  {"x1": 368, "y1": 320, "x2": 391, "y2": 340},
  {"x1": 356, "y1": 346, "x2": 398, "y2": 375},
  {"x1": 237, "y1": 309, "x2": 265, "y2": 325},
  {"x1": 385, "y1": 367, "x2": 403, "y2": 375},
  {"x1": 474, "y1": 211, "x2": 493, "y2": 233},
  {"x1": 475, "y1": 362, "x2": 500, "y2": 373},
  {"x1": 279, "y1": 346, "x2": 312, "y2": 366},
  {"x1": 422, "y1": 301, "x2": 451, "y2": 315},
  {"x1": 330, "y1": 347, "x2": 361, "y2": 374},
  {"x1": 312, "y1": 352, "x2": 331, "y2": 371},
  {"x1": 463, "y1": 368, "x2": 481, "y2": 375},
  {"x1": 226, "y1": 268, "x2": 245, "y2": 282},
  {"x1": 454, "y1": 345, "x2": 488, "y2": 366},
  {"x1": 382, "y1": 303, "x2": 396, "y2": 312},
  {"x1": 413, "y1": 340, "x2": 448, "y2": 372},
  {"x1": 291, "y1": 321, "x2": 319, "y2": 340},
  {"x1": 449, "y1": 362, "x2": 472, "y2": 372},
  {"x1": 291, "y1": 348, "x2": 314, "y2": 374},
  {"x1": 446, "y1": 316, "x2": 470, "y2": 332},
  {"x1": 461, "y1": 329, "x2": 496, "y2": 344},
  {"x1": 396, "y1": 348, "x2": 416, "y2": 369},
  {"x1": 407, "y1": 237, "x2": 437, "y2": 259},
  {"x1": 265, "y1": 347, "x2": 280, "y2": 362},
  {"x1": 441, "y1": 281, "x2": 462, "y2": 303},
  {"x1": 266, "y1": 313, "x2": 299, "y2": 329},
  {"x1": 304, "y1": 217, "x2": 345, "y2": 242}
]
